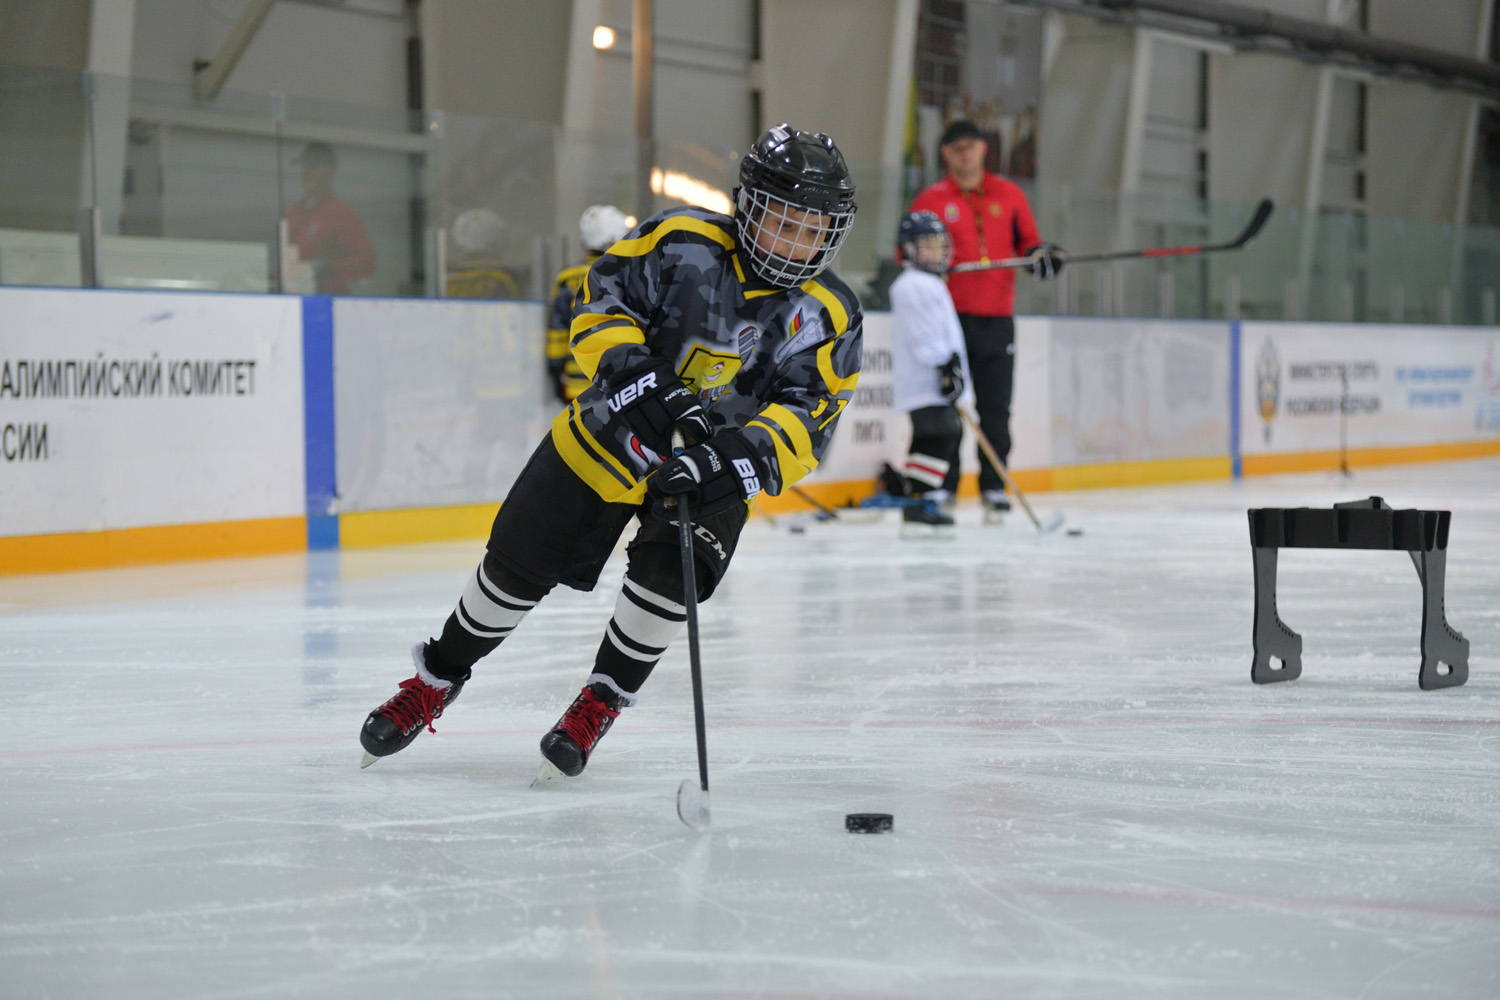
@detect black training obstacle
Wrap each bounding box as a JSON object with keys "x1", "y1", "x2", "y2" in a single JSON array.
[{"x1": 1247, "y1": 497, "x2": 1469, "y2": 690}]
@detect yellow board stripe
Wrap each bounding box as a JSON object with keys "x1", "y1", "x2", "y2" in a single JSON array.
[
  {"x1": 1050, "y1": 456, "x2": 1230, "y2": 491},
  {"x1": 0, "y1": 517, "x2": 304, "y2": 576},
  {"x1": 339, "y1": 503, "x2": 497, "y2": 548},
  {"x1": 1242, "y1": 439, "x2": 1500, "y2": 476},
  {"x1": 9, "y1": 444, "x2": 1492, "y2": 575}
]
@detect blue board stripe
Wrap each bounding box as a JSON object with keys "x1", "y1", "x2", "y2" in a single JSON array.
[{"x1": 301, "y1": 296, "x2": 338, "y2": 549}]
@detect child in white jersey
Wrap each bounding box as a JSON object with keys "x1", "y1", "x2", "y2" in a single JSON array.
[{"x1": 889, "y1": 210, "x2": 973, "y2": 537}]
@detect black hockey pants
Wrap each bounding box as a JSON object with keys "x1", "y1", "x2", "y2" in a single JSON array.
[{"x1": 958, "y1": 313, "x2": 1015, "y2": 494}]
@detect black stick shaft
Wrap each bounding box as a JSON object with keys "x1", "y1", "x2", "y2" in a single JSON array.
[
  {"x1": 951, "y1": 198, "x2": 1274, "y2": 273},
  {"x1": 677, "y1": 496, "x2": 709, "y2": 794},
  {"x1": 790, "y1": 484, "x2": 838, "y2": 519}
]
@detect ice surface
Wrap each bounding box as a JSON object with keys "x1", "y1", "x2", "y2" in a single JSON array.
[{"x1": 2, "y1": 460, "x2": 1498, "y2": 999}]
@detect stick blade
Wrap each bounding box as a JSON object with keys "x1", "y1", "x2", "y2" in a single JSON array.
[
  {"x1": 1039, "y1": 510, "x2": 1066, "y2": 534},
  {"x1": 676, "y1": 778, "x2": 711, "y2": 831},
  {"x1": 1234, "y1": 198, "x2": 1274, "y2": 248}
]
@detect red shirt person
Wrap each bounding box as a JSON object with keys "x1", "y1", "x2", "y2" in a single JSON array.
[
  {"x1": 909, "y1": 119, "x2": 1062, "y2": 521},
  {"x1": 283, "y1": 142, "x2": 376, "y2": 295}
]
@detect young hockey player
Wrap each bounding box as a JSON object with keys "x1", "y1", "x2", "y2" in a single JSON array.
[
  {"x1": 546, "y1": 205, "x2": 631, "y2": 402},
  {"x1": 359, "y1": 125, "x2": 862, "y2": 779},
  {"x1": 890, "y1": 210, "x2": 971, "y2": 538}
]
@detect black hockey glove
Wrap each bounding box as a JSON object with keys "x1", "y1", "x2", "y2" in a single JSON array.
[
  {"x1": 604, "y1": 357, "x2": 712, "y2": 454},
  {"x1": 647, "y1": 432, "x2": 764, "y2": 521},
  {"x1": 1027, "y1": 243, "x2": 1065, "y2": 280},
  {"x1": 937, "y1": 352, "x2": 965, "y2": 403}
]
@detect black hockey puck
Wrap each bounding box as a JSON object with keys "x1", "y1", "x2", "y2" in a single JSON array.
[
  {"x1": 1066, "y1": 528, "x2": 1083, "y2": 537},
  {"x1": 789, "y1": 524, "x2": 806, "y2": 534},
  {"x1": 845, "y1": 812, "x2": 893, "y2": 834}
]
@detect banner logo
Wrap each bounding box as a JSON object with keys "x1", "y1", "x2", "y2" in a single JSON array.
[{"x1": 1255, "y1": 337, "x2": 1280, "y2": 443}]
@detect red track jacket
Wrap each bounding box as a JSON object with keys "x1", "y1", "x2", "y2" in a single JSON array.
[{"x1": 910, "y1": 173, "x2": 1041, "y2": 317}]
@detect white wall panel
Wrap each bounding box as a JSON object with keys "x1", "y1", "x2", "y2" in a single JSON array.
[{"x1": 332, "y1": 297, "x2": 551, "y2": 512}]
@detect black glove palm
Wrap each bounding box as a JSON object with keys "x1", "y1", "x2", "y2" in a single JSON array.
[
  {"x1": 647, "y1": 433, "x2": 764, "y2": 521},
  {"x1": 1027, "y1": 243, "x2": 1065, "y2": 280},
  {"x1": 604, "y1": 357, "x2": 712, "y2": 454},
  {"x1": 938, "y1": 352, "x2": 965, "y2": 403}
]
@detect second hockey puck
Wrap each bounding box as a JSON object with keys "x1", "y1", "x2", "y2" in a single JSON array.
[
  {"x1": 845, "y1": 812, "x2": 893, "y2": 834},
  {"x1": 789, "y1": 524, "x2": 806, "y2": 534},
  {"x1": 1066, "y1": 528, "x2": 1083, "y2": 536}
]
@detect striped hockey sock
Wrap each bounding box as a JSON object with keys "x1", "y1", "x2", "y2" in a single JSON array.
[
  {"x1": 432, "y1": 557, "x2": 547, "y2": 677},
  {"x1": 589, "y1": 575, "x2": 688, "y2": 699}
]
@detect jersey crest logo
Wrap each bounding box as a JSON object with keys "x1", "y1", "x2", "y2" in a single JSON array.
[
  {"x1": 679, "y1": 344, "x2": 744, "y2": 394},
  {"x1": 944, "y1": 204, "x2": 960, "y2": 224},
  {"x1": 788, "y1": 311, "x2": 803, "y2": 337},
  {"x1": 989, "y1": 203, "x2": 1001, "y2": 217}
]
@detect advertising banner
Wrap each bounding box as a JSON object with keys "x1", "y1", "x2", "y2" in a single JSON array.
[
  {"x1": 0, "y1": 288, "x2": 304, "y2": 537},
  {"x1": 805, "y1": 313, "x2": 1053, "y2": 488},
  {"x1": 1241, "y1": 323, "x2": 1500, "y2": 455}
]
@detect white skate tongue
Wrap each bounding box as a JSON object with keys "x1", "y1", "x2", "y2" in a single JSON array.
[{"x1": 676, "y1": 779, "x2": 710, "y2": 831}]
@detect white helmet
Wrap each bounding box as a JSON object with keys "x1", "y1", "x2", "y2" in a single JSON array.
[
  {"x1": 579, "y1": 204, "x2": 629, "y2": 253},
  {"x1": 450, "y1": 207, "x2": 504, "y2": 253}
]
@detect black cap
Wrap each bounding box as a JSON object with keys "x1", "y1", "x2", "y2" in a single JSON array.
[
  {"x1": 295, "y1": 141, "x2": 337, "y2": 168},
  {"x1": 939, "y1": 119, "x2": 984, "y2": 146}
]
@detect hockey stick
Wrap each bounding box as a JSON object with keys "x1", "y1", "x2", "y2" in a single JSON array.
[
  {"x1": 790, "y1": 484, "x2": 839, "y2": 519},
  {"x1": 671, "y1": 431, "x2": 711, "y2": 831},
  {"x1": 950, "y1": 198, "x2": 1274, "y2": 273},
  {"x1": 786, "y1": 484, "x2": 887, "y2": 525},
  {"x1": 959, "y1": 408, "x2": 1064, "y2": 535}
]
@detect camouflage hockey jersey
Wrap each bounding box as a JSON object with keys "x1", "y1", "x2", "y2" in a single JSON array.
[{"x1": 552, "y1": 206, "x2": 863, "y2": 505}]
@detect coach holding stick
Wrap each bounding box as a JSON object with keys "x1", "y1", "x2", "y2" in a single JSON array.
[{"x1": 910, "y1": 120, "x2": 1063, "y2": 523}]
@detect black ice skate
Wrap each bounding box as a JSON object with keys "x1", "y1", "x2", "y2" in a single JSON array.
[
  {"x1": 534, "y1": 683, "x2": 626, "y2": 782},
  {"x1": 901, "y1": 497, "x2": 956, "y2": 538},
  {"x1": 359, "y1": 643, "x2": 468, "y2": 768},
  {"x1": 981, "y1": 490, "x2": 1012, "y2": 525}
]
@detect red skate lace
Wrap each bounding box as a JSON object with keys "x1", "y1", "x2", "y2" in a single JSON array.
[
  {"x1": 378, "y1": 676, "x2": 449, "y2": 735},
  {"x1": 558, "y1": 688, "x2": 620, "y2": 751}
]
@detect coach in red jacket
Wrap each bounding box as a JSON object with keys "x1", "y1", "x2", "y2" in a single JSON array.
[{"x1": 910, "y1": 119, "x2": 1062, "y2": 521}]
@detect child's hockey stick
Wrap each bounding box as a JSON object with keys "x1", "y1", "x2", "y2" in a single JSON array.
[
  {"x1": 951, "y1": 198, "x2": 1274, "y2": 273},
  {"x1": 959, "y1": 408, "x2": 1064, "y2": 535},
  {"x1": 671, "y1": 431, "x2": 711, "y2": 831}
]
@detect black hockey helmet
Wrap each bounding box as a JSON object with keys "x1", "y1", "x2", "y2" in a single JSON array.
[
  {"x1": 734, "y1": 124, "x2": 857, "y2": 287},
  {"x1": 897, "y1": 210, "x2": 951, "y2": 274}
]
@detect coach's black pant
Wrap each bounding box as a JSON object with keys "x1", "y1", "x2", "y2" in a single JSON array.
[{"x1": 958, "y1": 313, "x2": 1015, "y2": 494}]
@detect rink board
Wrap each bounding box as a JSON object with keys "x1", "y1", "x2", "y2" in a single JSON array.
[
  {"x1": 0, "y1": 288, "x2": 306, "y2": 572},
  {"x1": 2, "y1": 285, "x2": 1498, "y2": 572}
]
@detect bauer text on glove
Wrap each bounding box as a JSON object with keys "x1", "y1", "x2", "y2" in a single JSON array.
[
  {"x1": 604, "y1": 357, "x2": 712, "y2": 454},
  {"x1": 646, "y1": 434, "x2": 764, "y2": 520}
]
